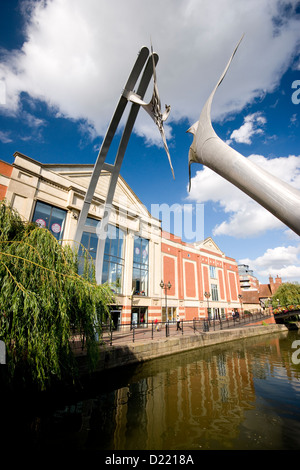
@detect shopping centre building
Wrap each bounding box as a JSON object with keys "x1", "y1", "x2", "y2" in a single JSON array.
[{"x1": 0, "y1": 152, "x2": 242, "y2": 326}]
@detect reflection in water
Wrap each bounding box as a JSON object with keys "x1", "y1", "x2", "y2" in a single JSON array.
[{"x1": 7, "y1": 330, "x2": 300, "y2": 450}]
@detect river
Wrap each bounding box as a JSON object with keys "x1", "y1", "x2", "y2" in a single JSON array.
[{"x1": 3, "y1": 329, "x2": 300, "y2": 451}]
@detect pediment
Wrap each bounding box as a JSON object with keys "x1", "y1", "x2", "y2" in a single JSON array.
[
  {"x1": 194, "y1": 237, "x2": 225, "y2": 256},
  {"x1": 53, "y1": 166, "x2": 150, "y2": 218}
]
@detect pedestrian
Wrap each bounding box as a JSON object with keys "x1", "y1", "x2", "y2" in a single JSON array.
[{"x1": 176, "y1": 313, "x2": 181, "y2": 331}]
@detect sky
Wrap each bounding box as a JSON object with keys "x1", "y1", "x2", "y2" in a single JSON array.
[{"x1": 0, "y1": 0, "x2": 300, "y2": 285}]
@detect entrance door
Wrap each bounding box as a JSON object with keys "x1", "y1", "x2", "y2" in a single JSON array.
[
  {"x1": 213, "y1": 308, "x2": 220, "y2": 320},
  {"x1": 110, "y1": 308, "x2": 122, "y2": 329},
  {"x1": 131, "y1": 307, "x2": 148, "y2": 327}
]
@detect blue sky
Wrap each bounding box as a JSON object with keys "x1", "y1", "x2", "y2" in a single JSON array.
[{"x1": 0, "y1": 0, "x2": 300, "y2": 284}]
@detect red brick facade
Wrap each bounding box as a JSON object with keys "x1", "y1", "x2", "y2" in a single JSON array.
[
  {"x1": 0, "y1": 160, "x2": 13, "y2": 200},
  {"x1": 161, "y1": 232, "x2": 242, "y2": 320}
]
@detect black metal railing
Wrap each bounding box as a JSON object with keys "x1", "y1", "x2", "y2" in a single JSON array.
[{"x1": 70, "y1": 308, "x2": 274, "y2": 352}]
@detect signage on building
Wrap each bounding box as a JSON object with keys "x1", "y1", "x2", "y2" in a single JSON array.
[
  {"x1": 51, "y1": 223, "x2": 61, "y2": 233},
  {"x1": 35, "y1": 218, "x2": 46, "y2": 228}
]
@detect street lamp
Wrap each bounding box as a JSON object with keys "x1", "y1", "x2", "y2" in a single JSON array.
[
  {"x1": 160, "y1": 280, "x2": 171, "y2": 322},
  {"x1": 204, "y1": 291, "x2": 211, "y2": 318}
]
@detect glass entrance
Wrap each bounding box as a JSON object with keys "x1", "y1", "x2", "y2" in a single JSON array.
[
  {"x1": 161, "y1": 307, "x2": 176, "y2": 323},
  {"x1": 131, "y1": 307, "x2": 148, "y2": 327}
]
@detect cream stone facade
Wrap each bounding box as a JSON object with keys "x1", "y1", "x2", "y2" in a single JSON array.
[{"x1": 1, "y1": 152, "x2": 242, "y2": 326}]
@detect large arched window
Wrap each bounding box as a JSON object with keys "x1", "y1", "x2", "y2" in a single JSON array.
[
  {"x1": 78, "y1": 221, "x2": 125, "y2": 293},
  {"x1": 132, "y1": 236, "x2": 149, "y2": 296},
  {"x1": 102, "y1": 225, "x2": 125, "y2": 293}
]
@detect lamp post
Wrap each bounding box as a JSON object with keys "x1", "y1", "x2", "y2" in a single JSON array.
[
  {"x1": 160, "y1": 280, "x2": 171, "y2": 322},
  {"x1": 204, "y1": 291, "x2": 211, "y2": 319}
]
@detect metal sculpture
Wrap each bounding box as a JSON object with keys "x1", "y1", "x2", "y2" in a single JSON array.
[
  {"x1": 188, "y1": 36, "x2": 300, "y2": 237},
  {"x1": 127, "y1": 45, "x2": 174, "y2": 179},
  {"x1": 74, "y1": 46, "x2": 173, "y2": 283}
]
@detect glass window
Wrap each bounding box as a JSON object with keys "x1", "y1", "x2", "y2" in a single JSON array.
[
  {"x1": 78, "y1": 224, "x2": 125, "y2": 292},
  {"x1": 102, "y1": 225, "x2": 125, "y2": 293},
  {"x1": 132, "y1": 236, "x2": 149, "y2": 296},
  {"x1": 78, "y1": 232, "x2": 98, "y2": 276},
  {"x1": 211, "y1": 283, "x2": 219, "y2": 301},
  {"x1": 32, "y1": 201, "x2": 66, "y2": 240},
  {"x1": 85, "y1": 217, "x2": 100, "y2": 227},
  {"x1": 209, "y1": 265, "x2": 217, "y2": 278}
]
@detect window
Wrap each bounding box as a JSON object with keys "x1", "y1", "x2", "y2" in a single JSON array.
[
  {"x1": 132, "y1": 236, "x2": 149, "y2": 295},
  {"x1": 211, "y1": 283, "x2": 219, "y2": 301},
  {"x1": 102, "y1": 225, "x2": 125, "y2": 293},
  {"x1": 32, "y1": 201, "x2": 66, "y2": 240},
  {"x1": 78, "y1": 231, "x2": 98, "y2": 277},
  {"x1": 209, "y1": 265, "x2": 217, "y2": 278},
  {"x1": 85, "y1": 217, "x2": 100, "y2": 227},
  {"x1": 78, "y1": 224, "x2": 125, "y2": 292}
]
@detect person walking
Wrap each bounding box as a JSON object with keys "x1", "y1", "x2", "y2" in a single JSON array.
[{"x1": 176, "y1": 313, "x2": 181, "y2": 331}]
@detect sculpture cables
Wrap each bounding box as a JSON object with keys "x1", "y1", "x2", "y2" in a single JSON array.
[{"x1": 188, "y1": 35, "x2": 300, "y2": 237}]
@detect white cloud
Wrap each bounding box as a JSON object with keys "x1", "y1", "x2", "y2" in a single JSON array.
[
  {"x1": 0, "y1": 0, "x2": 300, "y2": 142},
  {"x1": 239, "y1": 245, "x2": 300, "y2": 283},
  {"x1": 187, "y1": 154, "x2": 300, "y2": 238},
  {"x1": 0, "y1": 131, "x2": 12, "y2": 144},
  {"x1": 226, "y1": 112, "x2": 266, "y2": 145}
]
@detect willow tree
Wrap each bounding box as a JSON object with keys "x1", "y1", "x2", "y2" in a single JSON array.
[
  {"x1": 272, "y1": 283, "x2": 300, "y2": 307},
  {"x1": 0, "y1": 201, "x2": 115, "y2": 390}
]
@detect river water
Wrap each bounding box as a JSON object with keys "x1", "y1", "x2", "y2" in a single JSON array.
[{"x1": 4, "y1": 329, "x2": 300, "y2": 451}]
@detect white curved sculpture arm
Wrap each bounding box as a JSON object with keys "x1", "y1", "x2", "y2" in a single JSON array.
[{"x1": 188, "y1": 36, "x2": 300, "y2": 236}]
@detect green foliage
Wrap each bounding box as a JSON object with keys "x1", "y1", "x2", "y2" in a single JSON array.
[
  {"x1": 272, "y1": 282, "x2": 300, "y2": 307},
  {"x1": 0, "y1": 201, "x2": 115, "y2": 390}
]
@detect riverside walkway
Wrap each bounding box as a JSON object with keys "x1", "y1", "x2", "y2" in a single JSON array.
[
  {"x1": 99, "y1": 310, "x2": 274, "y2": 347},
  {"x1": 72, "y1": 310, "x2": 275, "y2": 353},
  {"x1": 72, "y1": 311, "x2": 286, "y2": 375}
]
